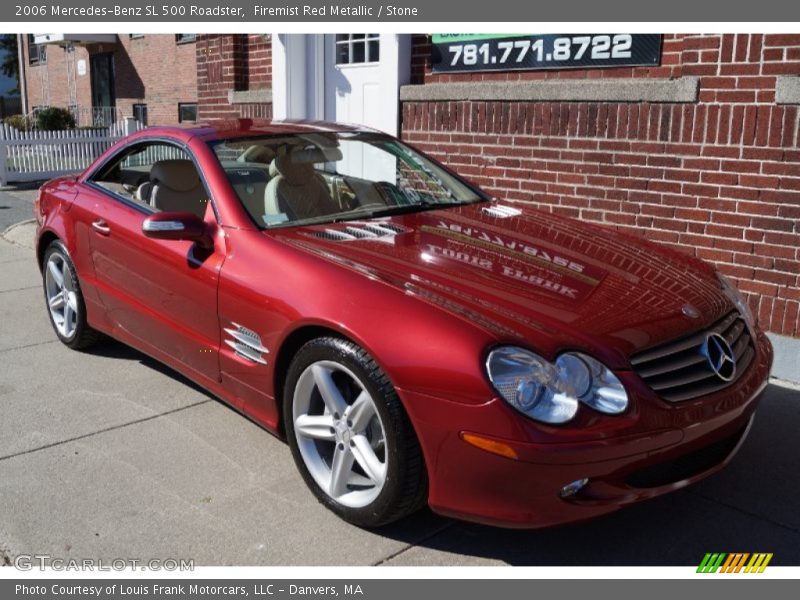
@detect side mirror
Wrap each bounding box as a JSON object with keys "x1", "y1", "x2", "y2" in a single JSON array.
[{"x1": 142, "y1": 212, "x2": 213, "y2": 249}]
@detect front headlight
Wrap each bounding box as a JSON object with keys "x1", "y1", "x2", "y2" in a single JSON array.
[
  {"x1": 486, "y1": 346, "x2": 628, "y2": 424},
  {"x1": 717, "y1": 272, "x2": 756, "y2": 329}
]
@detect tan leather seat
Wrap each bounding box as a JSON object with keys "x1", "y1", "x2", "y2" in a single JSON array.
[
  {"x1": 264, "y1": 149, "x2": 340, "y2": 221},
  {"x1": 147, "y1": 159, "x2": 208, "y2": 217}
]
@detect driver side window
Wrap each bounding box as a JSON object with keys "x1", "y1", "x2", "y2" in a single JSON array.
[{"x1": 91, "y1": 142, "x2": 210, "y2": 218}]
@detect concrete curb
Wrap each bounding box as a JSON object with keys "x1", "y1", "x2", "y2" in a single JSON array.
[
  {"x1": 767, "y1": 333, "x2": 800, "y2": 385},
  {"x1": 400, "y1": 77, "x2": 700, "y2": 104},
  {"x1": 0, "y1": 182, "x2": 46, "y2": 192},
  {"x1": 1, "y1": 219, "x2": 36, "y2": 250}
]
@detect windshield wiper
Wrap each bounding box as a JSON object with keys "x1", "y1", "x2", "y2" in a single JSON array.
[
  {"x1": 367, "y1": 198, "x2": 485, "y2": 218},
  {"x1": 264, "y1": 199, "x2": 480, "y2": 230},
  {"x1": 366, "y1": 200, "x2": 438, "y2": 218}
]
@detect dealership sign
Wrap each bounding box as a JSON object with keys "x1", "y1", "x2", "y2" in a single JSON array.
[{"x1": 431, "y1": 34, "x2": 662, "y2": 73}]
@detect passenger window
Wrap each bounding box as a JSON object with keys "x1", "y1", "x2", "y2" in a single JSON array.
[{"x1": 91, "y1": 142, "x2": 210, "y2": 218}]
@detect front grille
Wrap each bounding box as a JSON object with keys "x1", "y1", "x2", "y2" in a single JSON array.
[
  {"x1": 630, "y1": 311, "x2": 755, "y2": 402},
  {"x1": 625, "y1": 423, "x2": 747, "y2": 488}
]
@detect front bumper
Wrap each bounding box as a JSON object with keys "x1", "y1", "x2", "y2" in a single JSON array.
[{"x1": 399, "y1": 331, "x2": 773, "y2": 528}]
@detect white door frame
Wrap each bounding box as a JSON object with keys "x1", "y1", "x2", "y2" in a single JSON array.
[{"x1": 272, "y1": 34, "x2": 410, "y2": 135}]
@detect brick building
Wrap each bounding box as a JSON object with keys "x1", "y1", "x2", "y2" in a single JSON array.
[
  {"x1": 20, "y1": 33, "x2": 197, "y2": 126},
  {"x1": 196, "y1": 34, "x2": 272, "y2": 122}
]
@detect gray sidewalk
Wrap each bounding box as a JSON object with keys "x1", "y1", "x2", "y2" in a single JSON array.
[
  {"x1": 0, "y1": 184, "x2": 38, "y2": 233},
  {"x1": 1, "y1": 201, "x2": 799, "y2": 566}
]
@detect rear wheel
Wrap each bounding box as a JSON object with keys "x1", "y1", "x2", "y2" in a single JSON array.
[
  {"x1": 42, "y1": 241, "x2": 100, "y2": 350},
  {"x1": 284, "y1": 336, "x2": 427, "y2": 527}
]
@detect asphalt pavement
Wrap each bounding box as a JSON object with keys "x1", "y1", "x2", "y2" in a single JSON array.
[
  {"x1": 0, "y1": 184, "x2": 38, "y2": 232},
  {"x1": 1, "y1": 186, "x2": 799, "y2": 566}
]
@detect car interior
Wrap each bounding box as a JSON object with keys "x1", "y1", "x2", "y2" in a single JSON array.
[
  {"x1": 264, "y1": 147, "x2": 343, "y2": 222},
  {"x1": 225, "y1": 141, "x2": 395, "y2": 227},
  {"x1": 90, "y1": 139, "x2": 367, "y2": 224},
  {"x1": 90, "y1": 143, "x2": 210, "y2": 218},
  {"x1": 89, "y1": 134, "x2": 471, "y2": 228}
]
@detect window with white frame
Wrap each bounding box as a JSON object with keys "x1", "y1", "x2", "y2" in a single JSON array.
[
  {"x1": 27, "y1": 34, "x2": 46, "y2": 65},
  {"x1": 335, "y1": 34, "x2": 380, "y2": 65},
  {"x1": 133, "y1": 104, "x2": 148, "y2": 126}
]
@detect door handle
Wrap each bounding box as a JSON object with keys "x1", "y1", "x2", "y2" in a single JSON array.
[{"x1": 91, "y1": 220, "x2": 111, "y2": 235}]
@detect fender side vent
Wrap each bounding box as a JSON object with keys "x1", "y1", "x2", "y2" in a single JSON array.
[{"x1": 224, "y1": 322, "x2": 269, "y2": 365}]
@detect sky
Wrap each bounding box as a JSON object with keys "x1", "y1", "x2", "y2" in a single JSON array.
[{"x1": 0, "y1": 47, "x2": 20, "y2": 96}]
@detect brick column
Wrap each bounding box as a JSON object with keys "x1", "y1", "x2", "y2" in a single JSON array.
[
  {"x1": 196, "y1": 34, "x2": 273, "y2": 122},
  {"x1": 196, "y1": 34, "x2": 248, "y2": 121}
]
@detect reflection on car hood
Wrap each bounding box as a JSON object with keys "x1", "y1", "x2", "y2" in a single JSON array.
[{"x1": 272, "y1": 202, "x2": 732, "y2": 361}]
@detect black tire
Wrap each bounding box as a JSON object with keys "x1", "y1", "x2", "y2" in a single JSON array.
[
  {"x1": 42, "y1": 240, "x2": 101, "y2": 350},
  {"x1": 283, "y1": 336, "x2": 428, "y2": 527}
]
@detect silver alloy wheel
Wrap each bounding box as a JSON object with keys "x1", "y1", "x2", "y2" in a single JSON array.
[
  {"x1": 44, "y1": 251, "x2": 78, "y2": 339},
  {"x1": 292, "y1": 360, "x2": 388, "y2": 508}
]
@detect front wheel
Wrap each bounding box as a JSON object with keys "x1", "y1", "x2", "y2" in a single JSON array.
[
  {"x1": 284, "y1": 337, "x2": 427, "y2": 527},
  {"x1": 42, "y1": 240, "x2": 101, "y2": 350}
]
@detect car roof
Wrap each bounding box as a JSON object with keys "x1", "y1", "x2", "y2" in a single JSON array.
[{"x1": 143, "y1": 119, "x2": 380, "y2": 142}]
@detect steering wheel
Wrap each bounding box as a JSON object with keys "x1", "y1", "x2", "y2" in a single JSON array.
[
  {"x1": 238, "y1": 145, "x2": 274, "y2": 164},
  {"x1": 354, "y1": 202, "x2": 388, "y2": 211},
  {"x1": 374, "y1": 180, "x2": 406, "y2": 205}
]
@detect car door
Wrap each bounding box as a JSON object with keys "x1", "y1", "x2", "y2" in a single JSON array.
[{"x1": 83, "y1": 140, "x2": 223, "y2": 384}]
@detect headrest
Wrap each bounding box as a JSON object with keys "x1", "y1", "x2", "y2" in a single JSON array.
[
  {"x1": 273, "y1": 155, "x2": 313, "y2": 186},
  {"x1": 150, "y1": 159, "x2": 201, "y2": 192},
  {"x1": 291, "y1": 146, "x2": 343, "y2": 164},
  {"x1": 270, "y1": 146, "x2": 343, "y2": 185}
]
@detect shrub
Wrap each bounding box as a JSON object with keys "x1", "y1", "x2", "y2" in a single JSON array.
[
  {"x1": 34, "y1": 107, "x2": 76, "y2": 131},
  {"x1": 2, "y1": 114, "x2": 29, "y2": 131}
]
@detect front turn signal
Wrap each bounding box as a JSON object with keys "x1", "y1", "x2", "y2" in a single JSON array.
[{"x1": 460, "y1": 432, "x2": 519, "y2": 460}]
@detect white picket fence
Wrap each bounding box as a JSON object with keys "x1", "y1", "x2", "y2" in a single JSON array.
[{"x1": 0, "y1": 117, "x2": 144, "y2": 185}]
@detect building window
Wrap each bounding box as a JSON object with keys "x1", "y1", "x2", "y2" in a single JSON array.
[
  {"x1": 133, "y1": 104, "x2": 148, "y2": 125},
  {"x1": 178, "y1": 103, "x2": 198, "y2": 123},
  {"x1": 129, "y1": 34, "x2": 145, "y2": 39},
  {"x1": 28, "y1": 34, "x2": 47, "y2": 65},
  {"x1": 335, "y1": 34, "x2": 380, "y2": 65},
  {"x1": 175, "y1": 34, "x2": 197, "y2": 44}
]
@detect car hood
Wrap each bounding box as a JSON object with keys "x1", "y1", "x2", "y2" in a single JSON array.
[{"x1": 271, "y1": 202, "x2": 731, "y2": 364}]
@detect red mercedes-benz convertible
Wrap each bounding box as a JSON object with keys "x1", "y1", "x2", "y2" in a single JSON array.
[{"x1": 34, "y1": 119, "x2": 772, "y2": 528}]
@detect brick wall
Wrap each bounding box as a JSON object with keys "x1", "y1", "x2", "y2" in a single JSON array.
[
  {"x1": 196, "y1": 34, "x2": 272, "y2": 122},
  {"x1": 245, "y1": 34, "x2": 273, "y2": 89},
  {"x1": 24, "y1": 43, "x2": 92, "y2": 116},
  {"x1": 119, "y1": 35, "x2": 197, "y2": 125},
  {"x1": 22, "y1": 34, "x2": 196, "y2": 126},
  {"x1": 402, "y1": 34, "x2": 800, "y2": 338}
]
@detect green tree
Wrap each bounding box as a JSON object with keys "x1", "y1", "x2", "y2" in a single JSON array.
[{"x1": 0, "y1": 34, "x2": 19, "y2": 94}]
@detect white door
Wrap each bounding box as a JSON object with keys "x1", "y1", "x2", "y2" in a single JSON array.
[
  {"x1": 325, "y1": 34, "x2": 394, "y2": 132},
  {"x1": 324, "y1": 34, "x2": 405, "y2": 181}
]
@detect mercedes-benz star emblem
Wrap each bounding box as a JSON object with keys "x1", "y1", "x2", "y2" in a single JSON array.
[
  {"x1": 700, "y1": 333, "x2": 737, "y2": 382},
  {"x1": 682, "y1": 304, "x2": 701, "y2": 319}
]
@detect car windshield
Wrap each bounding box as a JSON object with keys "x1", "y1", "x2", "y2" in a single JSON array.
[{"x1": 209, "y1": 131, "x2": 486, "y2": 228}]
